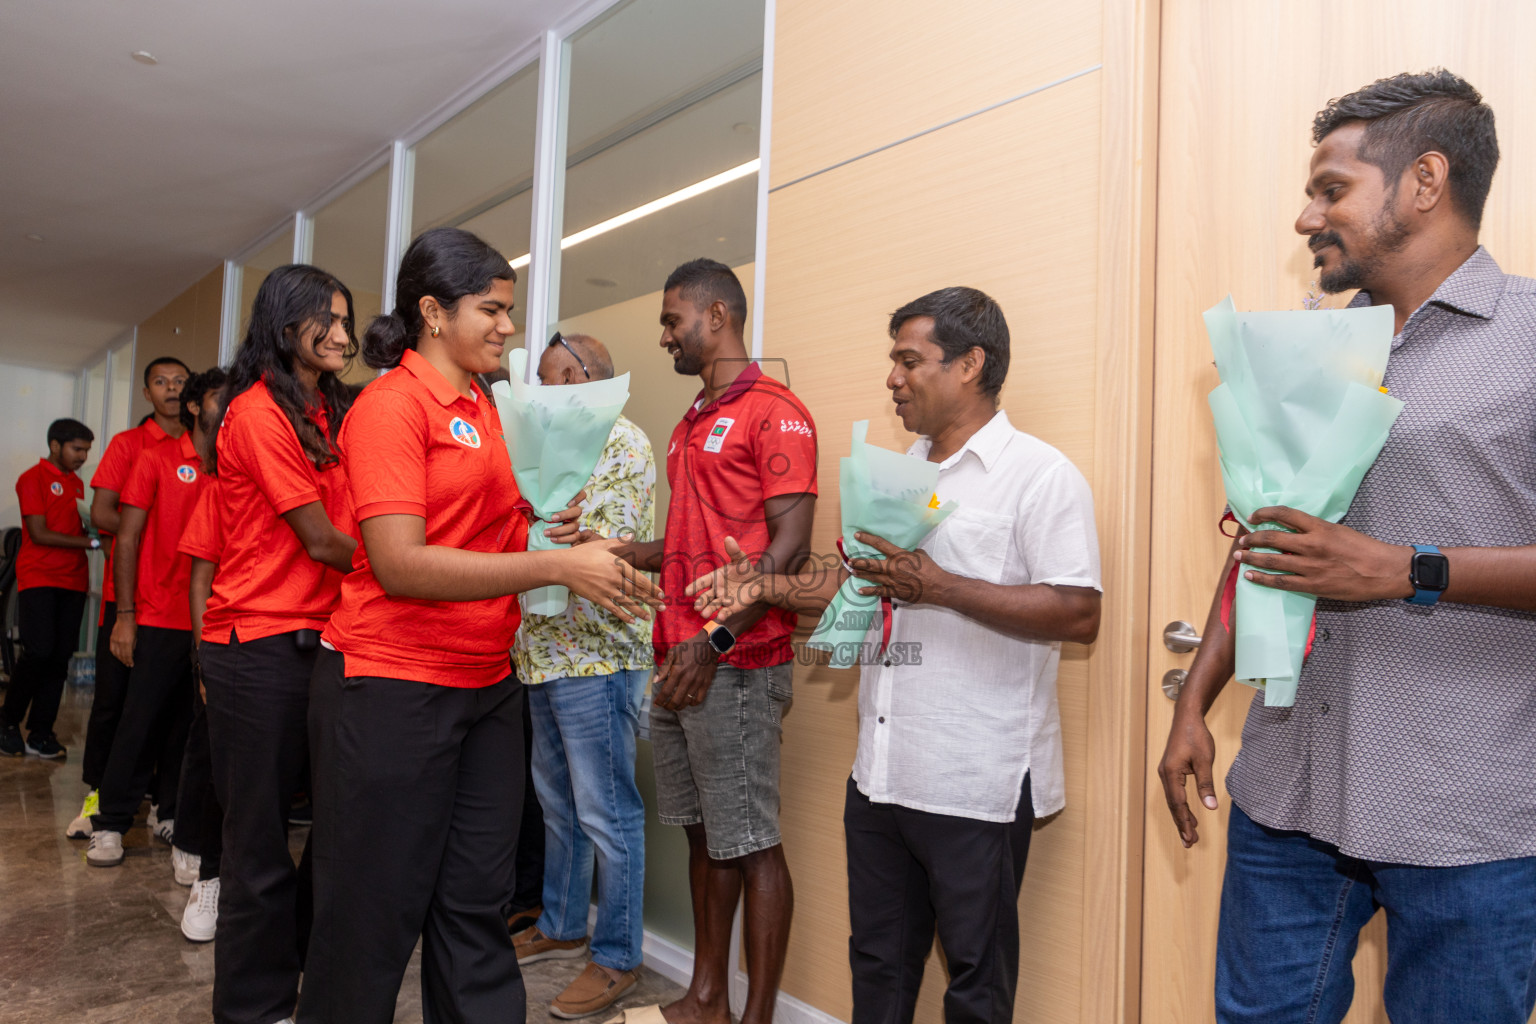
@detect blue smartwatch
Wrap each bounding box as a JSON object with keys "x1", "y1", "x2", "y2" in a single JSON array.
[{"x1": 1406, "y1": 545, "x2": 1449, "y2": 606}]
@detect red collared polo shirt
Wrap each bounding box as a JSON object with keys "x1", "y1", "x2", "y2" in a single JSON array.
[
  {"x1": 120, "y1": 433, "x2": 209, "y2": 631},
  {"x1": 90, "y1": 418, "x2": 171, "y2": 606},
  {"x1": 655, "y1": 363, "x2": 818, "y2": 669},
  {"x1": 178, "y1": 480, "x2": 223, "y2": 565},
  {"x1": 201, "y1": 381, "x2": 353, "y2": 645},
  {"x1": 323, "y1": 348, "x2": 529, "y2": 688},
  {"x1": 15, "y1": 458, "x2": 88, "y2": 592}
]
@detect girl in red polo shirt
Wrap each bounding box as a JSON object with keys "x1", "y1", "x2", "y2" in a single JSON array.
[
  {"x1": 297, "y1": 228, "x2": 661, "y2": 1024},
  {"x1": 201, "y1": 265, "x2": 359, "y2": 1024}
]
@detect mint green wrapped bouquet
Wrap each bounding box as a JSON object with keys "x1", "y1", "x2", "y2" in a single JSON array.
[
  {"x1": 1204, "y1": 296, "x2": 1403, "y2": 706},
  {"x1": 805, "y1": 421, "x2": 957, "y2": 669},
  {"x1": 491, "y1": 347, "x2": 630, "y2": 616}
]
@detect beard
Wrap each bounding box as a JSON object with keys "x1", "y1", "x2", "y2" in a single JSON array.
[
  {"x1": 1314, "y1": 198, "x2": 1411, "y2": 294},
  {"x1": 671, "y1": 322, "x2": 706, "y2": 376}
]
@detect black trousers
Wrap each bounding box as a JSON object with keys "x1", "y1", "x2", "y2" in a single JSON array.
[
  {"x1": 82, "y1": 600, "x2": 132, "y2": 788},
  {"x1": 512, "y1": 682, "x2": 545, "y2": 913},
  {"x1": 94, "y1": 625, "x2": 193, "y2": 833},
  {"x1": 298, "y1": 650, "x2": 527, "y2": 1024},
  {"x1": 202, "y1": 631, "x2": 314, "y2": 1024},
  {"x1": 845, "y1": 772, "x2": 1035, "y2": 1024},
  {"x1": 2, "y1": 586, "x2": 86, "y2": 736},
  {"x1": 174, "y1": 682, "x2": 224, "y2": 878}
]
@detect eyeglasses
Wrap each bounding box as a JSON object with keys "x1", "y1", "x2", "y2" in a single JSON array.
[{"x1": 549, "y1": 332, "x2": 590, "y2": 379}]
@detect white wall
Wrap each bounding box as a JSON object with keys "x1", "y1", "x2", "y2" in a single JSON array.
[{"x1": 1, "y1": 362, "x2": 79, "y2": 529}]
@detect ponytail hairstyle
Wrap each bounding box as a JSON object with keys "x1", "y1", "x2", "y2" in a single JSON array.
[
  {"x1": 219, "y1": 264, "x2": 357, "y2": 474},
  {"x1": 362, "y1": 227, "x2": 515, "y2": 370}
]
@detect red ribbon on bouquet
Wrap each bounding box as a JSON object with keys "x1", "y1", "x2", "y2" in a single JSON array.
[{"x1": 1217, "y1": 514, "x2": 1316, "y2": 660}]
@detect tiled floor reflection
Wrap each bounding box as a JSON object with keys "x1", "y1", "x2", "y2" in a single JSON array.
[{"x1": 0, "y1": 684, "x2": 685, "y2": 1023}]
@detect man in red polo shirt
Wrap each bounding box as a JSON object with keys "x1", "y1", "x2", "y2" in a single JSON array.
[
  {"x1": 87, "y1": 368, "x2": 220, "y2": 867},
  {"x1": 617, "y1": 259, "x2": 817, "y2": 1024},
  {"x1": 1, "y1": 418, "x2": 97, "y2": 759},
  {"x1": 68, "y1": 355, "x2": 189, "y2": 836}
]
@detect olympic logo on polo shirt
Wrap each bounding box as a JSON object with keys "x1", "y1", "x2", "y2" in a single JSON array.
[
  {"x1": 177, "y1": 465, "x2": 198, "y2": 483},
  {"x1": 450, "y1": 417, "x2": 482, "y2": 449},
  {"x1": 50, "y1": 481, "x2": 64, "y2": 496}
]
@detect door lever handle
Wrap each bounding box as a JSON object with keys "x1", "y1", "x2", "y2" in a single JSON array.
[{"x1": 1163, "y1": 620, "x2": 1202, "y2": 653}]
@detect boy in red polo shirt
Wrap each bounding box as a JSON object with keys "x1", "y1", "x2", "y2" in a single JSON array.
[
  {"x1": 87, "y1": 369, "x2": 219, "y2": 867},
  {"x1": 616, "y1": 259, "x2": 818, "y2": 1024},
  {"x1": 1, "y1": 418, "x2": 97, "y2": 759},
  {"x1": 68, "y1": 356, "x2": 188, "y2": 836}
]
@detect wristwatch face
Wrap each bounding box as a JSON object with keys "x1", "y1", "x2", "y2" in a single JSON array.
[
  {"x1": 1411, "y1": 552, "x2": 1449, "y2": 591},
  {"x1": 707, "y1": 624, "x2": 735, "y2": 654}
]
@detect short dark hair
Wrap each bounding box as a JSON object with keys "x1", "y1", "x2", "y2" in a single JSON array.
[
  {"x1": 179, "y1": 368, "x2": 228, "y2": 433},
  {"x1": 888, "y1": 287, "x2": 1010, "y2": 400},
  {"x1": 1312, "y1": 69, "x2": 1499, "y2": 229},
  {"x1": 664, "y1": 259, "x2": 747, "y2": 329},
  {"x1": 143, "y1": 356, "x2": 190, "y2": 387},
  {"x1": 47, "y1": 418, "x2": 94, "y2": 447}
]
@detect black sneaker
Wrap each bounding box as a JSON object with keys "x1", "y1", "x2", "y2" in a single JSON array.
[
  {"x1": 24, "y1": 732, "x2": 67, "y2": 760},
  {"x1": 0, "y1": 722, "x2": 22, "y2": 758}
]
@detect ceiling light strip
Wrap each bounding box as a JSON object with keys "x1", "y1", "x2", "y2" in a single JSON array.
[{"x1": 509, "y1": 158, "x2": 759, "y2": 270}]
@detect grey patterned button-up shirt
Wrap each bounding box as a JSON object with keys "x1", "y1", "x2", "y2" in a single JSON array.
[{"x1": 1226, "y1": 247, "x2": 1536, "y2": 867}]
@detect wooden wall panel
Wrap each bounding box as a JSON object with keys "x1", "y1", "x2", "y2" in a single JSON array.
[
  {"x1": 1144, "y1": 3, "x2": 1536, "y2": 1023},
  {"x1": 131, "y1": 265, "x2": 224, "y2": 421},
  {"x1": 769, "y1": 1, "x2": 1103, "y2": 189},
  {"x1": 764, "y1": 69, "x2": 1105, "y2": 1024}
]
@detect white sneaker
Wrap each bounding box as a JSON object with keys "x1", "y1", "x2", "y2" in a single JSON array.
[
  {"x1": 86, "y1": 830, "x2": 125, "y2": 867},
  {"x1": 152, "y1": 816, "x2": 174, "y2": 845},
  {"x1": 181, "y1": 877, "x2": 219, "y2": 942},
  {"x1": 172, "y1": 846, "x2": 201, "y2": 886}
]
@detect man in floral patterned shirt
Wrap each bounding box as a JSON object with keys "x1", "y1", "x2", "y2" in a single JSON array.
[{"x1": 511, "y1": 333, "x2": 656, "y2": 1019}]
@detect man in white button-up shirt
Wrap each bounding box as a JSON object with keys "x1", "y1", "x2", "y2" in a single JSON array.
[{"x1": 689, "y1": 287, "x2": 1102, "y2": 1024}]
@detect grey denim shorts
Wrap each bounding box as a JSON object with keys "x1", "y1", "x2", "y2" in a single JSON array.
[{"x1": 649, "y1": 661, "x2": 792, "y2": 859}]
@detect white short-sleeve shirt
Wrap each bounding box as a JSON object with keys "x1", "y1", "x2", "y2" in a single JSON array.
[{"x1": 851, "y1": 410, "x2": 1101, "y2": 822}]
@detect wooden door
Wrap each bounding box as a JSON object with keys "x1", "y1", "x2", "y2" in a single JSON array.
[{"x1": 1141, "y1": 3, "x2": 1536, "y2": 1022}]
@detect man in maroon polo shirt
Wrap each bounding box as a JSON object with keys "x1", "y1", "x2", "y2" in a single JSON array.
[{"x1": 617, "y1": 258, "x2": 817, "y2": 1024}]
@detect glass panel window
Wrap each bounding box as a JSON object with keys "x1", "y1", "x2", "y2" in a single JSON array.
[
  {"x1": 312, "y1": 165, "x2": 391, "y2": 383},
  {"x1": 552, "y1": 0, "x2": 765, "y2": 521},
  {"x1": 238, "y1": 227, "x2": 296, "y2": 341},
  {"x1": 411, "y1": 61, "x2": 540, "y2": 351}
]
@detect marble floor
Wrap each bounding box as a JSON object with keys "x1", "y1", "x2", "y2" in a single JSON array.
[{"x1": 0, "y1": 684, "x2": 685, "y2": 1024}]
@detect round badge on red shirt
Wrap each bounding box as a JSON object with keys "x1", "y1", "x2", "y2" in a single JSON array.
[
  {"x1": 177, "y1": 465, "x2": 198, "y2": 483},
  {"x1": 449, "y1": 417, "x2": 481, "y2": 448},
  {"x1": 50, "y1": 481, "x2": 64, "y2": 496}
]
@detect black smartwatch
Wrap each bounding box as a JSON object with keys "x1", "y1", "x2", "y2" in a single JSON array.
[
  {"x1": 703, "y1": 620, "x2": 736, "y2": 655},
  {"x1": 1407, "y1": 545, "x2": 1449, "y2": 606}
]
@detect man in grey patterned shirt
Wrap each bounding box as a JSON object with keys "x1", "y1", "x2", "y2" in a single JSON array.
[{"x1": 1160, "y1": 71, "x2": 1536, "y2": 1024}]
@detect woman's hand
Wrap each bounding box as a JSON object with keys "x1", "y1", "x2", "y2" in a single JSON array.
[{"x1": 559, "y1": 538, "x2": 665, "y2": 623}]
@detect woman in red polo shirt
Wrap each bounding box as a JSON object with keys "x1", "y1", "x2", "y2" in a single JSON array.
[
  {"x1": 201, "y1": 265, "x2": 360, "y2": 1024},
  {"x1": 297, "y1": 228, "x2": 660, "y2": 1024}
]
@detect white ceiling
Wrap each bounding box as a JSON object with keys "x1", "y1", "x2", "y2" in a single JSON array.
[{"x1": 0, "y1": 0, "x2": 591, "y2": 371}]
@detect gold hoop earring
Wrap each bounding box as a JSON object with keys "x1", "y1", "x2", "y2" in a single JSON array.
[{"x1": 431, "y1": 325, "x2": 440, "y2": 337}]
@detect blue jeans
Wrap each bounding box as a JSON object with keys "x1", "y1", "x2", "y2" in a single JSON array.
[
  {"x1": 1217, "y1": 802, "x2": 1536, "y2": 1024},
  {"x1": 528, "y1": 669, "x2": 647, "y2": 972}
]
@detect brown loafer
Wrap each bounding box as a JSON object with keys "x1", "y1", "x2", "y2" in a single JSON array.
[
  {"x1": 550, "y1": 961, "x2": 640, "y2": 1019},
  {"x1": 513, "y1": 924, "x2": 589, "y2": 965}
]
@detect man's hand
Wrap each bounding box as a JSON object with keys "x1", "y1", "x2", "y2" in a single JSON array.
[
  {"x1": 1157, "y1": 707, "x2": 1219, "y2": 848},
  {"x1": 848, "y1": 531, "x2": 952, "y2": 605},
  {"x1": 686, "y1": 537, "x2": 765, "y2": 620},
  {"x1": 1236, "y1": 506, "x2": 1413, "y2": 602},
  {"x1": 652, "y1": 632, "x2": 721, "y2": 711},
  {"x1": 110, "y1": 614, "x2": 137, "y2": 668}
]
